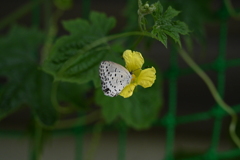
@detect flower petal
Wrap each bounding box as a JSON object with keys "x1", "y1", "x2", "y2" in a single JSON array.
[
  {"x1": 119, "y1": 83, "x2": 136, "y2": 98},
  {"x1": 137, "y1": 67, "x2": 156, "y2": 88},
  {"x1": 123, "y1": 50, "x2": 144, "y2": 76}
]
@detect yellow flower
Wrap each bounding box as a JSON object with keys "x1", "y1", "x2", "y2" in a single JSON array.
[{"x1": 119, "y1": 50, "x2": 156, "y2": 98}]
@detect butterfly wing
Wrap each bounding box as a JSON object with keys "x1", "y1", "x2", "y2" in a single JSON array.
[{"x1": 99, "y1": 61, "x2": 132, "y2": 97}]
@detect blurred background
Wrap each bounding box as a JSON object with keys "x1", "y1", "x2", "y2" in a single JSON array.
[{"x1": 0, "y1": 0, "x2": 240, "y2": 160}]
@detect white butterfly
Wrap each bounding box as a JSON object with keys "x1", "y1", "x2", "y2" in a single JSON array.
[{"x1": 99, "y1": 61, "x2": 132, "y2": 97}]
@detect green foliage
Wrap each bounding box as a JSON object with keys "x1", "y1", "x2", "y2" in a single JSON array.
[
  {"x1": 0, "y1": 2, "x2": 189, "y2": 129},
  {"x1": 151, "y1": 5, "x2": 189, "y2": 47},
  {"x1": 43, "y1": 12, "x2": 116, "y2": 87},
  {"x1": 138, "y1": 0, "x2": 190, "y2": 47},
  {"x1": 164, "y1": 0, "x2": 213, "y2": 44},
  {"x1": 126, "y1": 0, "x2": 211, "y2": 47},
  {"x1": 0, "y1": 11, "x2": 164, "y2": 129},
  {"x1": 0, "y1": 26, "x2": 57, "y2": 126}
]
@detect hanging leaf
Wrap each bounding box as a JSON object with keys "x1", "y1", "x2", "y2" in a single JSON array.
[{"x1": 43, "y1": 12, "x2": 116, "y2": 87}]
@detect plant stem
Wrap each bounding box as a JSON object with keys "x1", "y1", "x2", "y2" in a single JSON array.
[
  {"x1": 51, "y1": 81, "x2": 59, "y2": 110},
  {"x1": 178, "y1": 47, "x2": 240, "y2": 148},
  {"x1": 49, "y1": 80, "x2": 101, "y2": 130},
  {"x1": 40, "y1": 10, "x2": 63, "y2": 64},
  {"x1": 85, "y1": 122, "x2": 104, "y2": 160},
  {"x1": 53, "y1": 110, "x2": 101, "y2": 130},
  {"x1": 30, "y1": 122, "x2": 42, "y2": 160},
  {"x1": 224, "y1": 0, "x2": 240, "y2": 20}
]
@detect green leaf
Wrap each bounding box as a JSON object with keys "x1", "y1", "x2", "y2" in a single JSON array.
[
  {"x1": 163, "y1": 6, "x2": 180, "y2": 20},
  {"x1": 127, "y1": 0, "x2": 211, "y2": 47},
  {"x1": 152, "y1": 6, "x2": 189, "y2": 47},
  {"x1": 95, "y1": 70, "x2": 162, "y2": 129},
  {"x1": 43, "y1": 12, "x2": 116, "y2": 87},
  {"x1": 89, "y1": 12, "x2": 116, "y2": 35},
  {"x1": 138, "y1": 0, "x2": 190, "y2": 47},
  {"x1": 0, "y1": 26, "x2": 57, "y2": 126},
  {"x1": 151, "y1": 26, "x2": 167, "y2": 47},
  {"x1": 62, "y1": 19, "x2": 89, "y2": 34}
]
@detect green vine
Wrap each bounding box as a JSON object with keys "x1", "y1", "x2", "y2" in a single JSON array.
[
  {"x1": 40, "y1": 10, "x2": 63, "y2": 64},
  {"x1": 224, "y1": 0, "x2": 240, "y2": 20},
  {"x1": 178, "y1": 48, "x2": 240, "y2": 148}
]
